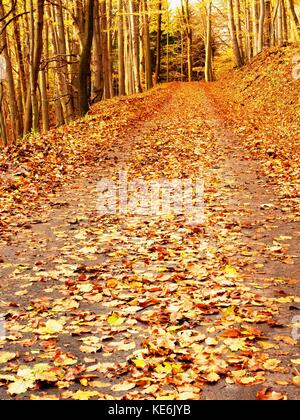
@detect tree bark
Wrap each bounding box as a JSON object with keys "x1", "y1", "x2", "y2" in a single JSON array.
[
  {"x1": 0, "y1": 1, "x2": 23, "y2": 141},
  {"x1": 205, "y1": 2, "x2": 213, "y2": 82},
  {"x1": 79, "y1": 0, "x2": 94, "y2": 116},
  {"x1": 142, "y1": 0, "x2": 153, "y2": 90},
  {"x1": 155, "y1": 0, "x2": 162, "y2": 84},
  {"x1": 257, "y1": 0, "x2": 265, "y2": 53},
  {"x1": 24, "y1": 0, "x2": 45, "y2": 134},
  {"x1": 93, "y1": 0, "x2": 104, "y2": 102},
  {"x1": 228, "y1": 0, "x2": 244, "y2": 66},
  {"x1": 118, "y1": 0, "x2": 126, "y2": 95}
]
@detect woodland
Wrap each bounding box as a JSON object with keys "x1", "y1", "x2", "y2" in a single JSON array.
[{"x1": 0, "y1": 0, "x2": 299, "y2": 144}]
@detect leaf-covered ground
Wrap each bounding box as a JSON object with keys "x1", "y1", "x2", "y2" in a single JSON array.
[{"x1": 0, "y1": 73, "x2": 299, "y2": 399}]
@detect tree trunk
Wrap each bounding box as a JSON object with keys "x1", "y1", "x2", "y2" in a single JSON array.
[
  {"x1": 0, "y1": 83, "x2": 8, "y2": 146},
  {"x1": 244, "y1": 0, "x2": 253, "y2": 60},
  {"x1": 24, "y1": 0, "x2": 45, "y2": 134},
  {"x1": 100, "y1": 0, "x2": 112, "y2": 99},
  {"x1": 257, "y1": 0, "x2": 265, "y2": 52},
  {"x1": 13, "y1": 6, "x2": 27, "y2": 113},
  {"x1": 79, "y1": 0, "x2": 94, "y2": 116},
  {"x1": 205, "y1": 2, "x2": 213, "y2": 82},
  {"x1": 282, "y1": 0, "x2": 288, "y2": 43},
  {"x1": 264, "y1": 0, "x2": 271, "y2": 47},
  {"x1": 236, "y1": 0, "x2": 245, "y2": 63},
  {"x1": 118, "y1": 0, "x2": 126, "y2": 95},
  {"x1": 40, "y1": 67, "x2": 49, "y2": 132},
  {"x1": 252, "y1": 0, "x2": 259, "y2": 55},
  {"x1": 228, "y1": 0, "x2": 244, "y2": 66},
  {"x1": 155, "y1": 0, "x2": 162, "y2": 84},
  {"x1": 0, "y1": 1, "x2": 23, "y2": 141},
  {"x1": 55, "y1": 0, "x2": 74, "y2": 121},
  {"x1": 142, "y1": 0, "x2": 153, "y2": 90},
  {"x1": 93, "y1": 0, "x2": 104, "y2": 102},
  {"x1": 129, "y1": 0, "x2": 142, "y2": 92}
]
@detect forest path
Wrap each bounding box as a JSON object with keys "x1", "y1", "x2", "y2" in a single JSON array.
[{"x1": 0, "y1": 83, "x2": 299, "y2": 400}]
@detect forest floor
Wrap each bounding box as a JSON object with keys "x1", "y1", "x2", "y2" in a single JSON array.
[{"x1": 0, "y1": 58, "x2": 300, "y2": 400}]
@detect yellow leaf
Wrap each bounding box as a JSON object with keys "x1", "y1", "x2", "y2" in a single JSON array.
[
  {"x1": 224, "y1": 338, "x2": 246, "y2": 352},
  {"x1": 291, "y1": 359, "x2": 300, "y2": 365},
  {"x1": 38, "y1": 320, "x2": 64, "y2": 335},
  {"x1": 239, "y1": 377, "x2": 258, "y2": 385},
  {"x1": 114, "y1": 342, "x2": 136, "y2": 351},
  {"x1": 132, "y1": 359, "x2": 147, "y2": 369},
  {"x1": 111, "y1": 382, "x2": 136, "y2": 392},
  {"x1": 8, "y1": 380, "x2": 35, "y2": 395},
  {"x1": 205, "y1": 337, "x2": 218, "y2": 346},
  {"x1": 274, "y1": 335, "x2": 297, "y2": 346},
  {"x1": 72, "y1": 390, "x2": 100, "y2": 400},
  {"x1": 30, "y1": 395, "x2": 60, "y2": 400},
  {"x1": 205, "y1": 372, "x2": 220, "y2": 383},
  {"x1": 0, "y1": 352, "x2": 17, "y2": 364},
  {"x1": 263, "y1": 359, "x2": 281, "y2": 371},
  {"x1": 107, "y1": 313, "x2": 125, "y2": 327},
  {"x1": 78, "y1": 284, "x2": 94, "y2": 293},
  {"x1": 90, "y1": 381, "x2": 111, "y2": 389},
  {"x1": 292, "y1": 376, "x2": 300, "y2": 386},
  {"x1": 80, "y1": 378, "x2": 89, "y2": 387},
  {"x1": 80, "y1": 345, "x2": 101, "y2": 354},
  {"x1": 276, "y1": 380, "x2": 289, "y2": 386},
  {"x1": 258, "y1": 341, "x2": 277, "y2": 350},
  {"x1": 223, "y1": 265, "x2": 238, "y2": 277}
]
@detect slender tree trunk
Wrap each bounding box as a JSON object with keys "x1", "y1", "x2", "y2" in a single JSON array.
[
  {"x1": 142, "y1": 0, "x2": 153, "y2": 90},
  {"x1": 13, "y1": 7, "x2": 27, "y2": 113},
  {"x1": 129, "y1": 0, "x2": 142, "y2": 92},
  {"x1": 252, "y1": 0, "x2": 259, "y2": 55},
  {"x1": 228, "y1": 0, "x2": 244, "y2": 66},
  {"x1": 79, "y1": 0, "x2": 94, "y2": 116},
  {"x1": 124, "y1": 1, "x2": 134, "y2": 94},
  {"x1": 244, "y1": 0, "x2": 253, "y2": 60},
  {"x1": 0, "y1": 2, "x2": 23, "y2": 141},
  {"x1": 40, "y1": 67, "x2": 49, "y2": 132},
  {"x1": 100, "y1": 0, "x2": 112, "y2": 99},
  {"x1": 93, "y1": 0, "x2": 104, "y2": 101},
  {"x1": 55, "y1": 0, "x2": 74, "y2": 121},
  {"x1": 282, "y1": 0, "x2": 289, "y2": 43},
  {"x1": 205, "y1": 2, "x2": 213, "y2": 82},
  {"x1": 0, "y1": 82, "x2": 8, "y2": 146},
  {"x1": 106, "y1": 0, "x2": 113, "y2": 97},
  {"x1": 278, "y1": 0, "x2": 283, "y2": 45},
  {"x1": 264, "y1": 0, "x2": 271, "y2": 47},
  {"x1": 155, "y1": 0, "x2": 162, "y2": 84},
  {"x1": 236, "y1": 0, "x2": 245, "y2": 62},
  {"x1": 118, "y1": 0, "x2": 126, "y2": 95},
  {"x1": 24, "y1": 0, "x2": 45, "y2": 134},
  {"x1": 257, "y1": 0, "x2": 265, "y2": 53}
]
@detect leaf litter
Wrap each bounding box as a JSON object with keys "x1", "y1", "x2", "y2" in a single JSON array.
[{"x1": 0, "y1": 73, "x2": 299, "y2": 400}]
